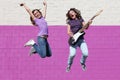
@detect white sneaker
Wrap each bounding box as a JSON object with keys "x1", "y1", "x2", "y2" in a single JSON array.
[
  {"x1": 24, "y1": 39, "x2": 35, "y2": 47},
  {"x1": 29, "y1": 47, "x2": 36, "y2": 56}
]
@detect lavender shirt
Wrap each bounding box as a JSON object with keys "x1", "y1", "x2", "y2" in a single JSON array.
[{"x1": 34, "y1": 17, "x2": 48, "y2": 36}]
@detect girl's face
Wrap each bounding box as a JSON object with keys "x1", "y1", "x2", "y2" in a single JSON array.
[
  {"x1": 33, "y1": 10, "x2": 42, "y2": 19},
  {"x1": 69, "y1": 10, "x2": 77, "y2": 19}
]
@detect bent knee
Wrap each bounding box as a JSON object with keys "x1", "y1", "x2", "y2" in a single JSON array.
[
  {"x1": 83, "y1": 52, "x2": 88, "y2": 57},
  {"x1": 41, "y1": 55, "x2": 46, "y2": 58},
  {"x1": 40, "y1": 54, "x2": 46, "y2": 58}
]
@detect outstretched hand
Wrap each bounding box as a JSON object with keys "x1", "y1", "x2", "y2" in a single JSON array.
[
  {"x1": 20, "y1": 3, "x2": 25, "y2": 6},
  {"x1": 43, "y1": 0, "x2": 47, "y2": 6}
]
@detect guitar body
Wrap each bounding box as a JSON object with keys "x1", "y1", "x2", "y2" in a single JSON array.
[
  {"x1": 68, "y1": 37, "x2": 76, "y2": 45},
  {"x1": 68, "y1": 32, "x2": 85, "y2": 45}
]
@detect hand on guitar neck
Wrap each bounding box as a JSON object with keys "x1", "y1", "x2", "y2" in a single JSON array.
[
  {"x1": 78, "y1": 20, "x2": 92, "y2": 34},
  {"x1": 85, "y1": 19, "x2": 92, "y2": 29}
]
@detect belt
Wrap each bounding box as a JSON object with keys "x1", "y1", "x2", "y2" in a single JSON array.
[{"x1": 40, "y1": 35, "x2": 48, "y2": 38}]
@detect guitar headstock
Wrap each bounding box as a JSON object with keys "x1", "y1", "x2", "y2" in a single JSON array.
[
  {"x1": 90, "y1": 9, "x2": 103, "y2": 20},
  {"x1": 95, "y1": 9, "x2": 103, "y2": 17}
]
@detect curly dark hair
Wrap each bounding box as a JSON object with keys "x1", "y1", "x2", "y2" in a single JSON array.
[
  {"x1": 30, "y1": 9, "x2": 42, "y2": 26},
  {"x1": 66, "y1": 8, "x2": 82, "y2": 20}
]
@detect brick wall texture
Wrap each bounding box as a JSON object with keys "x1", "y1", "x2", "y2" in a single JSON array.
[
  {"x1": 0, "y1": 0, "x2": 120, "y2": 25},
  {"x1": 0, "y1": 25, "x2": 120, "y2": 80}
]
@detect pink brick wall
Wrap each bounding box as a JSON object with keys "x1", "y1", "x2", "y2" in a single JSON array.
[{"x1": 0, "y1": 25, "x2": 120, "y2": 80}]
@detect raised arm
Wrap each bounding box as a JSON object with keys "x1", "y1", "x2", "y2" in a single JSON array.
[
  {"x1": 20, "y1": 3, "x2": 35, "y2": 20},
  {"x1": 42, "y1": 0, "x2": 47, "y2": 18},
  {"x1": 82, "y1": 20, "x2": 92, "y2": 29}
]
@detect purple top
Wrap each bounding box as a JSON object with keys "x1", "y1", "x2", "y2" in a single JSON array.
[
  {"x1": 67, "y1": 18, "x2": 85, "y2": 39},
  {"x1": 67, "y1": 18, "x2": 84, "y2": 34},
  {"x1": 34, "y1": 17, "x2": 48, "y2": 36}
]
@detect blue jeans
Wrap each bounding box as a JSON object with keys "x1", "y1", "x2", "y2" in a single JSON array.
[
  {"x1": 33, "y1": 36, "x2": 52, "y2": 58},
  {"x1": 68, "y1": 39, "x2": 88, "y2": 66}
]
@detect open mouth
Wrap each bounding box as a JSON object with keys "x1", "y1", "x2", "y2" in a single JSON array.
[
  {"x1": 70, "y1": 15, "x2": 75, "y2": 19},
  {"x1": 71, "y1": 15, "x2": 74, "y2": 17}
]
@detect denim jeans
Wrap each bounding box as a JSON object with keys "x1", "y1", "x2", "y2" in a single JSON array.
[
  {"x1": 67, "y1": 39, "x2": 88, "y2": 66},
  {"x1": 33, "y1": 36, "x2": 52, "y2": 58}
]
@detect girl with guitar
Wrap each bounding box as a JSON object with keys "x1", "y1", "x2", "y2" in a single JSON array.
[
  {"x1": 20, "y1": 0, "x2": 52, "y2": 58},
  {"x1": 66, "y1": 8, "x2": 92, "y2": 72}
]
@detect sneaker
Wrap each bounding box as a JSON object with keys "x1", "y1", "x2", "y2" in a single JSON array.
[
  {"x1": 24, "y1": 39, "x2": 35, "y2": 47},
  {"x1": 29, "y1": 47, "x2": 36, "y2": 56},
  {"x1": 81, "y1": 63, "x2": 86, "y2": 71},
  {"x1": 66, "y1": 65, "x2": 71, "y2": 72}
]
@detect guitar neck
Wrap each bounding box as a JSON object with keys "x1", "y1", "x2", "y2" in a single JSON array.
[
  {"x1": 78, "y1": 10, "x2": 103, "y2": 32},
  {"x1": 79, "y1": 15, "x2": 96, "y2": 32}
]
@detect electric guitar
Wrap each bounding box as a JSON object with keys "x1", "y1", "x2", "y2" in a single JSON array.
[{"x1": 69, "y1": 10, "x2": 103, "y2": 45}]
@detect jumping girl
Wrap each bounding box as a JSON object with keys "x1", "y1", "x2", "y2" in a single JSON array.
[
  {"x1": 66, "y1": 8, "x2": 92, "y2": 72},
  {"x1": 20, "y1": 0, "x2": 52, "y2": 58}
]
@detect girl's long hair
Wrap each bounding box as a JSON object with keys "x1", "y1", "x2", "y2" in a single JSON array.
[
  {"x1": 66, "y1": 8, "x2": 82, "y2": 20},
  {"x1": 30, "y1": 9, "x2": 42, "y2": 26}
]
